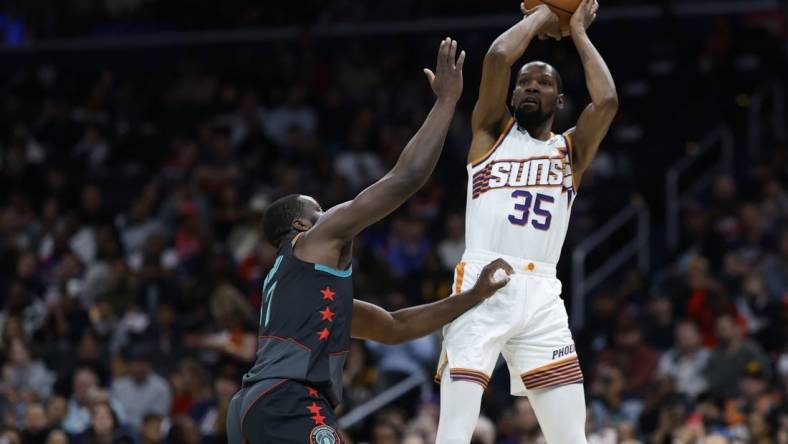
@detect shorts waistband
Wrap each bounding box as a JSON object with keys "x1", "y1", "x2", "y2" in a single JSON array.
[{"x1": 462, "y1": 250, "x2": 556, "y2": 278}]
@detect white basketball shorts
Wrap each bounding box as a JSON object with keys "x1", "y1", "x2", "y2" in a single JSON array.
[{"x1": 435, "y1": 249, "x2": 583, "y2": 396}]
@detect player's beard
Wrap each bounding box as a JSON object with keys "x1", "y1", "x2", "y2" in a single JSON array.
[{"x1": 514, "y1": 104, "x2": 553, "y2": 131}]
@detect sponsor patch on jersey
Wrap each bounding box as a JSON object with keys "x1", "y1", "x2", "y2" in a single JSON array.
[{"x1": 310, "y1": 425, "x2": 340, "y2": 444}]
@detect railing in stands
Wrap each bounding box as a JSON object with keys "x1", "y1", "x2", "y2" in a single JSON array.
[
  {"x1": 665, "y1": 126, "x2": 734, "y2": 251},
  {"x1": 338, "y1": 370, "x2": 429, "y2": 429},
  {"x1": 571, "y1": 201, "x2": 650, "y2": 330},
  {"x1": 748, "y1": 78, "x2": 787, "y2": 161}
]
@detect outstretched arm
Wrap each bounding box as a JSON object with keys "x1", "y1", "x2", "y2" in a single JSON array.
[
  {"x1": 306, "y1": 38, "x2": 464, "y2": 248},
  {"x1": 351, "y1": 259, "x2": 513, "y2": 344},
  {"x1": 469, "y1": 5, "x2": 558, "y2": 163},
  {"x1": 566, "y1": 0, "x2": 618, "y2": 187}
]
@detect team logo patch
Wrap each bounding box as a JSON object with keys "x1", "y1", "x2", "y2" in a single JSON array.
[{"x1": 310, "y1": 425, "x2": 340, "y2": 444}]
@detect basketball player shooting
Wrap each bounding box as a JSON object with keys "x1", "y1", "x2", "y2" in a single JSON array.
[
  {"x1": 434, "y1": 1, "x2": 617, "y2": 443},
  {"x1": 226, "y1": 39, "x2": 516, "y2": 444}
]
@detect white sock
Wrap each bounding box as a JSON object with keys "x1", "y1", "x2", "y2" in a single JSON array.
[
  {"x1": 527, "y1": 383, "x2": 588, "y2": 444},
  {"x1": 435, "y1": 367, "x2": 485, "y2": 444}
]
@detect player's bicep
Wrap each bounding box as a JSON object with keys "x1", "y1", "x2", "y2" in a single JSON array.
[
  {"x1": 351, "y1": 300, "x2": 397, "y2": 343},
  {"x1": 570, "y1": 101, "x2": 618, "y2": 179},
  {"x1": 469, "y1": 55, "x2": 512, "y2": 163}
]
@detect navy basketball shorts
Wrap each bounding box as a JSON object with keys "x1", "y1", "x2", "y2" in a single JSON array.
[{"x1": 227, "y1": 379, "x2": 342, "y2": 444}]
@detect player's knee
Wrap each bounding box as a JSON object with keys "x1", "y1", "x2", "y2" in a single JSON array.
[{"x1": 436, "y1": 421, "x2": 477, "y2": 444}]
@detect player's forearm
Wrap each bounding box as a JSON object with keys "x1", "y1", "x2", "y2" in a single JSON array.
[
  {"x1": 571, "y1": 31, "x2": 618, "y2": 107},
  {"x1": 388, "y1": 288, "x2": 485, "y2": 344},
  {"x1": 487, "y1": 16, "x2": 542, "y2": 66},
  {"x1": 389, "y1": 98, "x2": 456, "y2": 185}
]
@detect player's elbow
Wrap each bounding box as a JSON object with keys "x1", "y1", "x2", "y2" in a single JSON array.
[
  {"x1": 597, "y1": 93, "x2": 619, "y2": 113},
  {"x1": 484, "y1": 46, "x2": 508, "y2": 65}
]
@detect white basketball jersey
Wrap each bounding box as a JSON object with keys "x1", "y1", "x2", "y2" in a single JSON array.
[{"x1": 465, "y1": 119, "x2": 577, "y2": 264}]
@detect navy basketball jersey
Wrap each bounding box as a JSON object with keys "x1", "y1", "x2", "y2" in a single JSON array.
[{"x1": 242, "y1": 234, "x2": 353, "y2": 406}]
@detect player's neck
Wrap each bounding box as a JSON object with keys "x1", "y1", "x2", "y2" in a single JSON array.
[{"x1": 519, "y1": 120, "x2": 553, "y2": 141}]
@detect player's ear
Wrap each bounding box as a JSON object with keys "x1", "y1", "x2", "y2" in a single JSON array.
[
  {"x1": 557, "y1": 94, "x2": 566, "y2": 110},
  {"x1": 292, "y1": 217, "x2": 313, "y2": 232}
]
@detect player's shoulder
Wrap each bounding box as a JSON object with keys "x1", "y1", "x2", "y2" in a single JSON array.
[{"x1": 468, "y1": 118, "x2": 515, "y2": 165}]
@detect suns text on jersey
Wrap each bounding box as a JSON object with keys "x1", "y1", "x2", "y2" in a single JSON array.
[{"x1": 472, "y1": 156, "x2": 565, "y2": 199}]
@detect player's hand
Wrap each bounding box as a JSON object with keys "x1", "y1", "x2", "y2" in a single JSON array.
[
  {"x1": 570, "y1": 0, "x2": 598, "y2": 34},
  {"x1": 521, "y1": 3, "x2": 562, "y2": 40},
  {"x1": 473, "y1": 258, "x2": 514, "y2": 298},
  {"x1": 423, "y1": 37, "x2": 465, "y2": 103}
]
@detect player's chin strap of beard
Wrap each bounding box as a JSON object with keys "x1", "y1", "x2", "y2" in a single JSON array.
[{"x1": 514, "y1": 105, "x2": 553, "y2": 130}]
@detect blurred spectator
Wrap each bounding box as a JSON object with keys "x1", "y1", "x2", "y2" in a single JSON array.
[
  {"x1": 657, "y1": 320, "x2": 710, "y2": 397},
  {"x1": 264, "y1": 87, "x2": 317, "y2": 147},
  {"x1": 595, "y1": 319, "x2": 658, "y2": 394},
  {"x1": 704, "y1": 314, "x2": 771, "y2": 399},
  {"x1": 110, "y1": 346, "x2": 171, "y2": 428},
  {"x1": 21, "y1": 402, "x2": 51, "y2": 444},
  {"x1": 589, "y1": 366, "x2": 642, "y2": 433},
  {"x1": 378, "y1": 215, "x2": 432, "y2": 278},
  {"x1": 167, "y1": 415, "x2": 201, "y2": 444},
  {"x1": 45, "y1": 429, "x2": 69, "y2": 444},
  {"x1": 46, "y1": 396, "x2": 67, "y2": 430},
  {"x1": 760, "y1": 227, "x2": 788, "y2": 301},
  {"x1": 1, "y1": 338, "x2": 55, "y2": 400},
  {"x1": 0, "y1": 428, "x2": 21, "y2": 444},
  {"x1": 335, "y1": 113, "x2": 385, "y2": 193},
  {"x1": 139, "y1": 413, "x2": 163, "y2": 444},
  {"x1": 371, "y1": 420, "x2": 402, "y2": 444},
  {"x1": 723, "y1": 362, "x2": 778, "y2": 427},
  {"x1": 437, "y1": 213, "x2": 465, "y2": 271},
  {"x1": 642, "y1": 296, "x2": 676, "y2": 351},
  {"x1": 62, "y1": 368, "x2": 123, "y2": 435},
  {"x1": 684, "y1": 256, "x2": 743, "y2": 347},
  {"x1": 74, "y1": 402, "x2": 135, "y2": 444}
]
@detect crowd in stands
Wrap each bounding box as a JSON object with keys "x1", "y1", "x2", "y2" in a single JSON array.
[{"x1": 0, "y1": 2, "x2": 786, "y2": 443}]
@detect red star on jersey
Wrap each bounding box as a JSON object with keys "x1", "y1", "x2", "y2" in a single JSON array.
[
  {"x1": 320, "y1": 287, "x2": 335, "y2": 301},
  {"x1": 306, "y1": 402, "x2": 322, "y2": 415},
  {"x1": 311, "y1": 413, "x2": 326, "y2": 426},
  {"x1": 319, "y1": 307, "x2": 335, "y2": 322},
  {"x1": 307, "y1": 387, "x2": 320, "y2": 398},
  {"x1": 317, "y1": 328, "x2": 330, "y2": 340}
]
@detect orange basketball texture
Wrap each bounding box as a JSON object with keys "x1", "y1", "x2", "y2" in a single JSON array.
[{"x1": 523, "y1": 0, "x2": 581, "y2": 34}]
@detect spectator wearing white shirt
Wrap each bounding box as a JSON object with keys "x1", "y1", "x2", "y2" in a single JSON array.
[
  {"x1": 110, "y1": 345, "x2": 171, "y2": 429},
  {"x1": 658, "y1": 320, "x2": 710, "y2": 398}
]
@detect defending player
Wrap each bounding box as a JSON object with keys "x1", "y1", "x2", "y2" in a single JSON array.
[
  {"x1": 226, "y1": 39, "x2": 515, "y2": 444},
  {"x1": 434, "y1": 1, "x2": 617, "y2": 443}
]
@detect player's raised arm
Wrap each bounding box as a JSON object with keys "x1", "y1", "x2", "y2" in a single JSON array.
[
  {"x1": 469, "y1": 4, "x2": 558, "y2": 163},
  {"x1": 305, "y1": 38, "x2": 465, "y2": 245},
  {"x1": 351, "y1": 259, "x2": 513, "y2": 344},
  {"x1": 566, "y1": 0, "x2": 618, "y2": 187}
]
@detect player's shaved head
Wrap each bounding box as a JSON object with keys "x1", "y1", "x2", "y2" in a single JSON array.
[
  {"x1": 519, "y1": 61, "x2": 563, "y2": 94},
  {"x1": 263, "y1": 194, "x2": 322, "y2": 247}
]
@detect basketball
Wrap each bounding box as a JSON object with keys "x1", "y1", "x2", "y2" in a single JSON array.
[{"x1": 523, "y1": 0, "x2": 582, "y2": 34}]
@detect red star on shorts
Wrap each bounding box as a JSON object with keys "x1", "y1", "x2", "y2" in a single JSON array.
[
  {"x1": 307, "y1": 387, "x2": 320, "y2": 398},
  {"x1": 311, "y1": 413, "x2": 326, "y2": 425},
  {"x1": 306, "y1": 402, "x2": 322, "y2": 415},
  {"x1": 319, "y1": 307, "x2": 335, "y2": 322},
  {"x1": 320, "y1": 287, "x2": 335, "y2": 301},
  {"x1": 318, "y1": 328, "x2": 330, "y2": 340}
]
